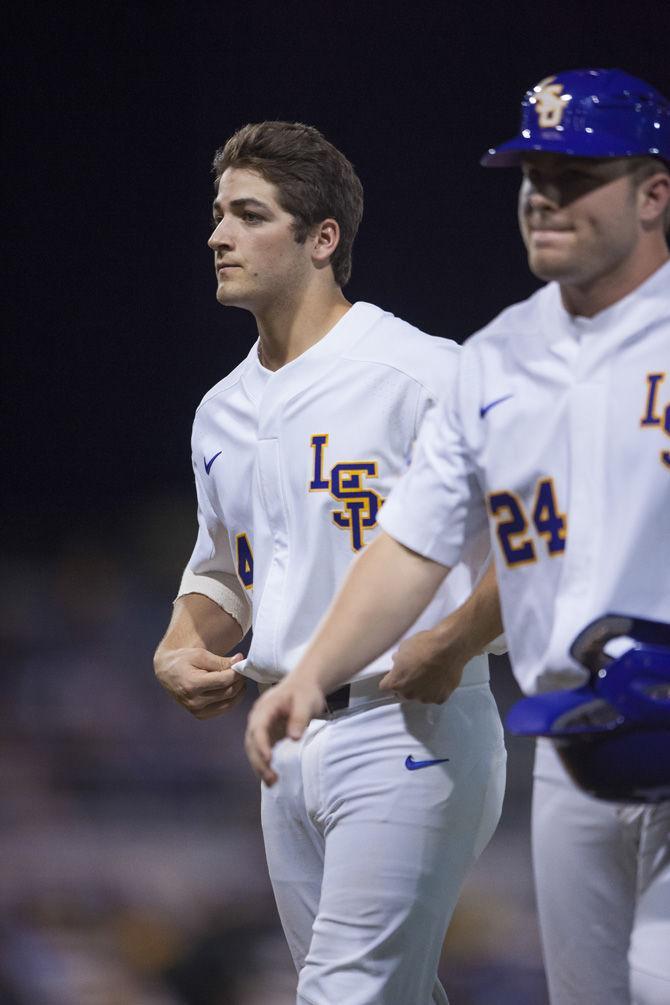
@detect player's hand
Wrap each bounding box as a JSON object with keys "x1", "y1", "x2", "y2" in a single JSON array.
[
  {"x1": 154, "y1": 647, "x2": 247, "y2": 719},
  {"x1": 245, "y1": 677, "x2": 326, "y2": 786},
  {"x1": 379, "y1": 625, "x2": 471, "y2": 705}
]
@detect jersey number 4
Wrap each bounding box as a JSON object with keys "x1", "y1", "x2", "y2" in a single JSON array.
[
  {"x1": 487, "y1": 478, "x2": 567, "y2": 567},
  {"x1": 235, "y1": 532, "x2": 254, "y2": 588}
]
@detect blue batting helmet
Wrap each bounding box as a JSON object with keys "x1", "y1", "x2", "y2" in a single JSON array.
[
  {"x1": 506, "y1": 614, "x2": 670, "y2": 803},
  {"x1": 481, "y1": 68, "x2": 670, "y2": 167}
]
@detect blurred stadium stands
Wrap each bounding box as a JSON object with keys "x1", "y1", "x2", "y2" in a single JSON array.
[{"x1": 0, "y1": 496, "x2": 548, "y2": 1003}]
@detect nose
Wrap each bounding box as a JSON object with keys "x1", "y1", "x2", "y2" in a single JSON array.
[
  {"x1": 529, "y1": 187, "x2": 558, "y2": 210},
  {"x1": 521, "y1": 177, "x2": 561, "y2": 215},
  {"x1": 208, "y1": 218, "x2": 233, "y2": 251},
  {"x1": 530, "y1": 181, "x2": 562, "y2": 205}
]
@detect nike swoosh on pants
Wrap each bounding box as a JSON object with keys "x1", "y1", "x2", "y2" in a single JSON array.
[{"x1": 405, "y1": 755, "x2": 450, "y2": 771}]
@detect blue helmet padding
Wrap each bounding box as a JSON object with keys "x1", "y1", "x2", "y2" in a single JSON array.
[
  {"x1": 481, "y1": 68, "x2": 670, "y2": 167},
  {"x1": 570, "y1": 612, "x2": 670, "y2": 671},
  {"x1": 596, "y1": 645, "x2": 670, "y2": 724}
]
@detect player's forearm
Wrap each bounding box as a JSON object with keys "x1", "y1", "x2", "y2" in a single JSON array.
[
  {"x1": 155, "y1": 593, "x2": 244, "y2": 659},
  {"x1": 430, "y1": 560, "x2": 502, "y2": 662},
  {"x1": 292, "y1": 532, "x2": 450, "y2": 694}
]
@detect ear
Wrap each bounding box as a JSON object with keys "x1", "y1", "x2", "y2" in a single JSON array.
[
  {"x1": 311, "y1": 218, "x2": 341, "y2": 266},
  {"x1": 638, "y1": 170, "x2": 670, "y2": 228}
]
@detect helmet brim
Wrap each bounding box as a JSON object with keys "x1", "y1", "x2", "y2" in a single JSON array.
[
  {"x1": 480, "y1": 131, "x2": 669, "y2": 167},
  {"x1": 506, "y1": 687, "x2": 598, "y2": 736}
]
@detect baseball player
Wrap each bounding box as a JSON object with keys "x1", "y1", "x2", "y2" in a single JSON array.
[
  {"x1": 246, "y1": 70, "x2": 670, "y2": 1005},
  {"x1": 154, "y1": 121, "x2": 507, "y2": 1005}
]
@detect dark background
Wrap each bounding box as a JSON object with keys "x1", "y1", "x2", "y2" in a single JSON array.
[
  {"x1": 7, "y1": 0, "x2": 669, "y2": 553},
  {"x1": 3, "y1": 3, "x2": 670, "y2": 1003}
]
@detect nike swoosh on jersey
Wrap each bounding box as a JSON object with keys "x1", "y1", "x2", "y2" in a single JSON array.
[
  {"x1": 479, "y1": 394, "x2": 514, "y2": 418},
  {"x1": 405, "y1": 755, "x2": 450, "y2": 771},
  {"x1": 204, "y1": 451, "x2": 222, "y2": 474}
]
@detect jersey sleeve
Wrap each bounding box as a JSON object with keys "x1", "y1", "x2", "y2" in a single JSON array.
[
  {"x1": 177, "y1": 461, "x2": 252, "y2": 635},
  {"x1": 379, "y1": 352, "x2": 488, "y2": 570}
]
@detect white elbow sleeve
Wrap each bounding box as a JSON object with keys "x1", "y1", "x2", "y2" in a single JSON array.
[{"x1": 177, "y1": 568, "x2": 252, "y2": 636}]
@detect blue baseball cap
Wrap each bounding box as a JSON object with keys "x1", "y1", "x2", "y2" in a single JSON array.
[{"x1": 481, "y1": 68, "x2": 670, "y2": 167}]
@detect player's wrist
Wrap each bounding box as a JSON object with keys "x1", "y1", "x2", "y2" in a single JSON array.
[
  {"x1": 431, "y1": 613, "x2": 479, "y2": 665},
  {"x1": 291, "y1": 641, "x2": 352, "y2": 695}
]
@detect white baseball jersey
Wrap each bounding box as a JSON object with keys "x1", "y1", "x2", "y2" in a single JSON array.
[
  {"x1": 380, "y1": 260, "x2": 670, "y2": 695},
  {"x1": 181, "y1": 301, "x2": 493, "y2": 683}
]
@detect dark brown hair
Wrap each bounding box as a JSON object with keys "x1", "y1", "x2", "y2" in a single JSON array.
[{"x1": 213, "y1": 122, "x2": 364, "y2": 286}]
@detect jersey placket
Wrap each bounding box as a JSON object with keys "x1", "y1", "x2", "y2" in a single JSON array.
[{"x1": 251, "y1": 422, "x2": 291, "y2": 675}]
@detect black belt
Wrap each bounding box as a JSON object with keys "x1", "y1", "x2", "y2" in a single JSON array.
[{"x1": 324, "y1": 685, "x2": 351, "y2": 712}]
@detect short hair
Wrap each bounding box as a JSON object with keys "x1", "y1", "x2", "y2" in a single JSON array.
[
  {"x1": 626, "y1": 156, "x2": 670, "y2": 235},
  {"x1": 213, "y1": 122, "x2": 364, "y2": 287}
]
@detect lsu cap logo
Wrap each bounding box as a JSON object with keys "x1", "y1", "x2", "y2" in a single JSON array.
[
  {"x1": 529, "y1": 76, "x2": 570, "y2": 129},
  {"x1": 481, "y1": 67, "x2": 670, "y2": 167}
]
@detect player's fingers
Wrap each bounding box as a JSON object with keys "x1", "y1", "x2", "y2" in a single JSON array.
[
  {"x1": 189, "y1": 648, "x2": 243, "y2": 674},
  {"x1": 379, "y1": 666, "x2": 414, "y2": 695},
  {"x1": 200, "y1": 667, "x2": 246, "y2": 688},
  {"x1": 246, "y1": 698, "x2": 283, "y2": 759},
  {"x1": 193, "y1": 689, "x2": 247, "y2": 719},
  {"x1": 287, "y1": 689, "x2": 325, "y2": 739},
  {"x1": 244, "y1": 715, "x2": 279, "y2": 786},
  {"x1": 379, "y1": 669, "x2": 402, "y2": 692},
  {"x1": 175, "y1": 672, "x2": 246, "y2": 715},
  {"x1": 287, "y1": 705, "x2": 310, "y2": 740},
  {"x1": 259, "y1": 764, "x2": 278, "y2": 787},
  {"x1": 435, "y1": 683, "x2": 457, "y2": 705},
  {"x1": 217, "y1": 673, "x2": 247, "y2": 697},
  {"x1": 218, "y1": 652, "x2": 244, "y2": 671},
  {"x1": 191, "y1": 672, "x2": 246, "y2": 698},
  {"x1": 194, "y1": 668, "x2": 246, "y2": 694}
]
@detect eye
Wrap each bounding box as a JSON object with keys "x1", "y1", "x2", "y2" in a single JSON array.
[{"x1": 242, "y1": 211, "x2": 262, "y2": 223}]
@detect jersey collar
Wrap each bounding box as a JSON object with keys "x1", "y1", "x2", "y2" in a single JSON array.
[
  {"x1": 550, "y1": 258, "x2": 670, "y2": 346},
  {"x1": 240, "y1": 302, "x2": 386, "y2": 404}
]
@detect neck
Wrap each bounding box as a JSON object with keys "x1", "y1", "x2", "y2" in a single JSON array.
[
  {"x1": 255, "y1": 286, "x2": 351, "y2": 370},
  {"x1": 560, "y1": 244, "x2": 669, "y2": 319}
]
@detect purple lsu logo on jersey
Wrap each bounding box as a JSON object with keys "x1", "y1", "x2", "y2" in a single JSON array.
[
  {"x1": 309, "y1": 434, "x2": 384, "y2": 551},
  {"x1": 640, "y1": 373, "x2": 670, "y2": 468}
]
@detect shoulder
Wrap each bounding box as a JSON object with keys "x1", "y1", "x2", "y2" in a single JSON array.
[
  {"x1": 463, "y1": 283, "x2": 554, "y2": 354},
  {"x1": 189, "y1": 352, "x2": 256, "y2": 451},
  {"x1": 194, "y1": 353, "x2": 251, "y2": 416},
  {"x1": 345, "y1": 303, "x2": 461, "y2": 396}
]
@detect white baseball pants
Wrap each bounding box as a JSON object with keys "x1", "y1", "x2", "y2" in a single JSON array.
[
  {"x1": 532, "y1": 738, "x2": 670, "y2": 1005},
  {"x1": 261, "y1": 674, "x2": 506, "y2": 1005}
]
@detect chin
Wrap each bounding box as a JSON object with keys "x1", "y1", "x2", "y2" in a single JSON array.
[
  {"x1": 527, "y1": 251, "x2": 577, "y2": 283},
  {"x1": 216, "y1": 286, "x2": 241, "y2": 306}
]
